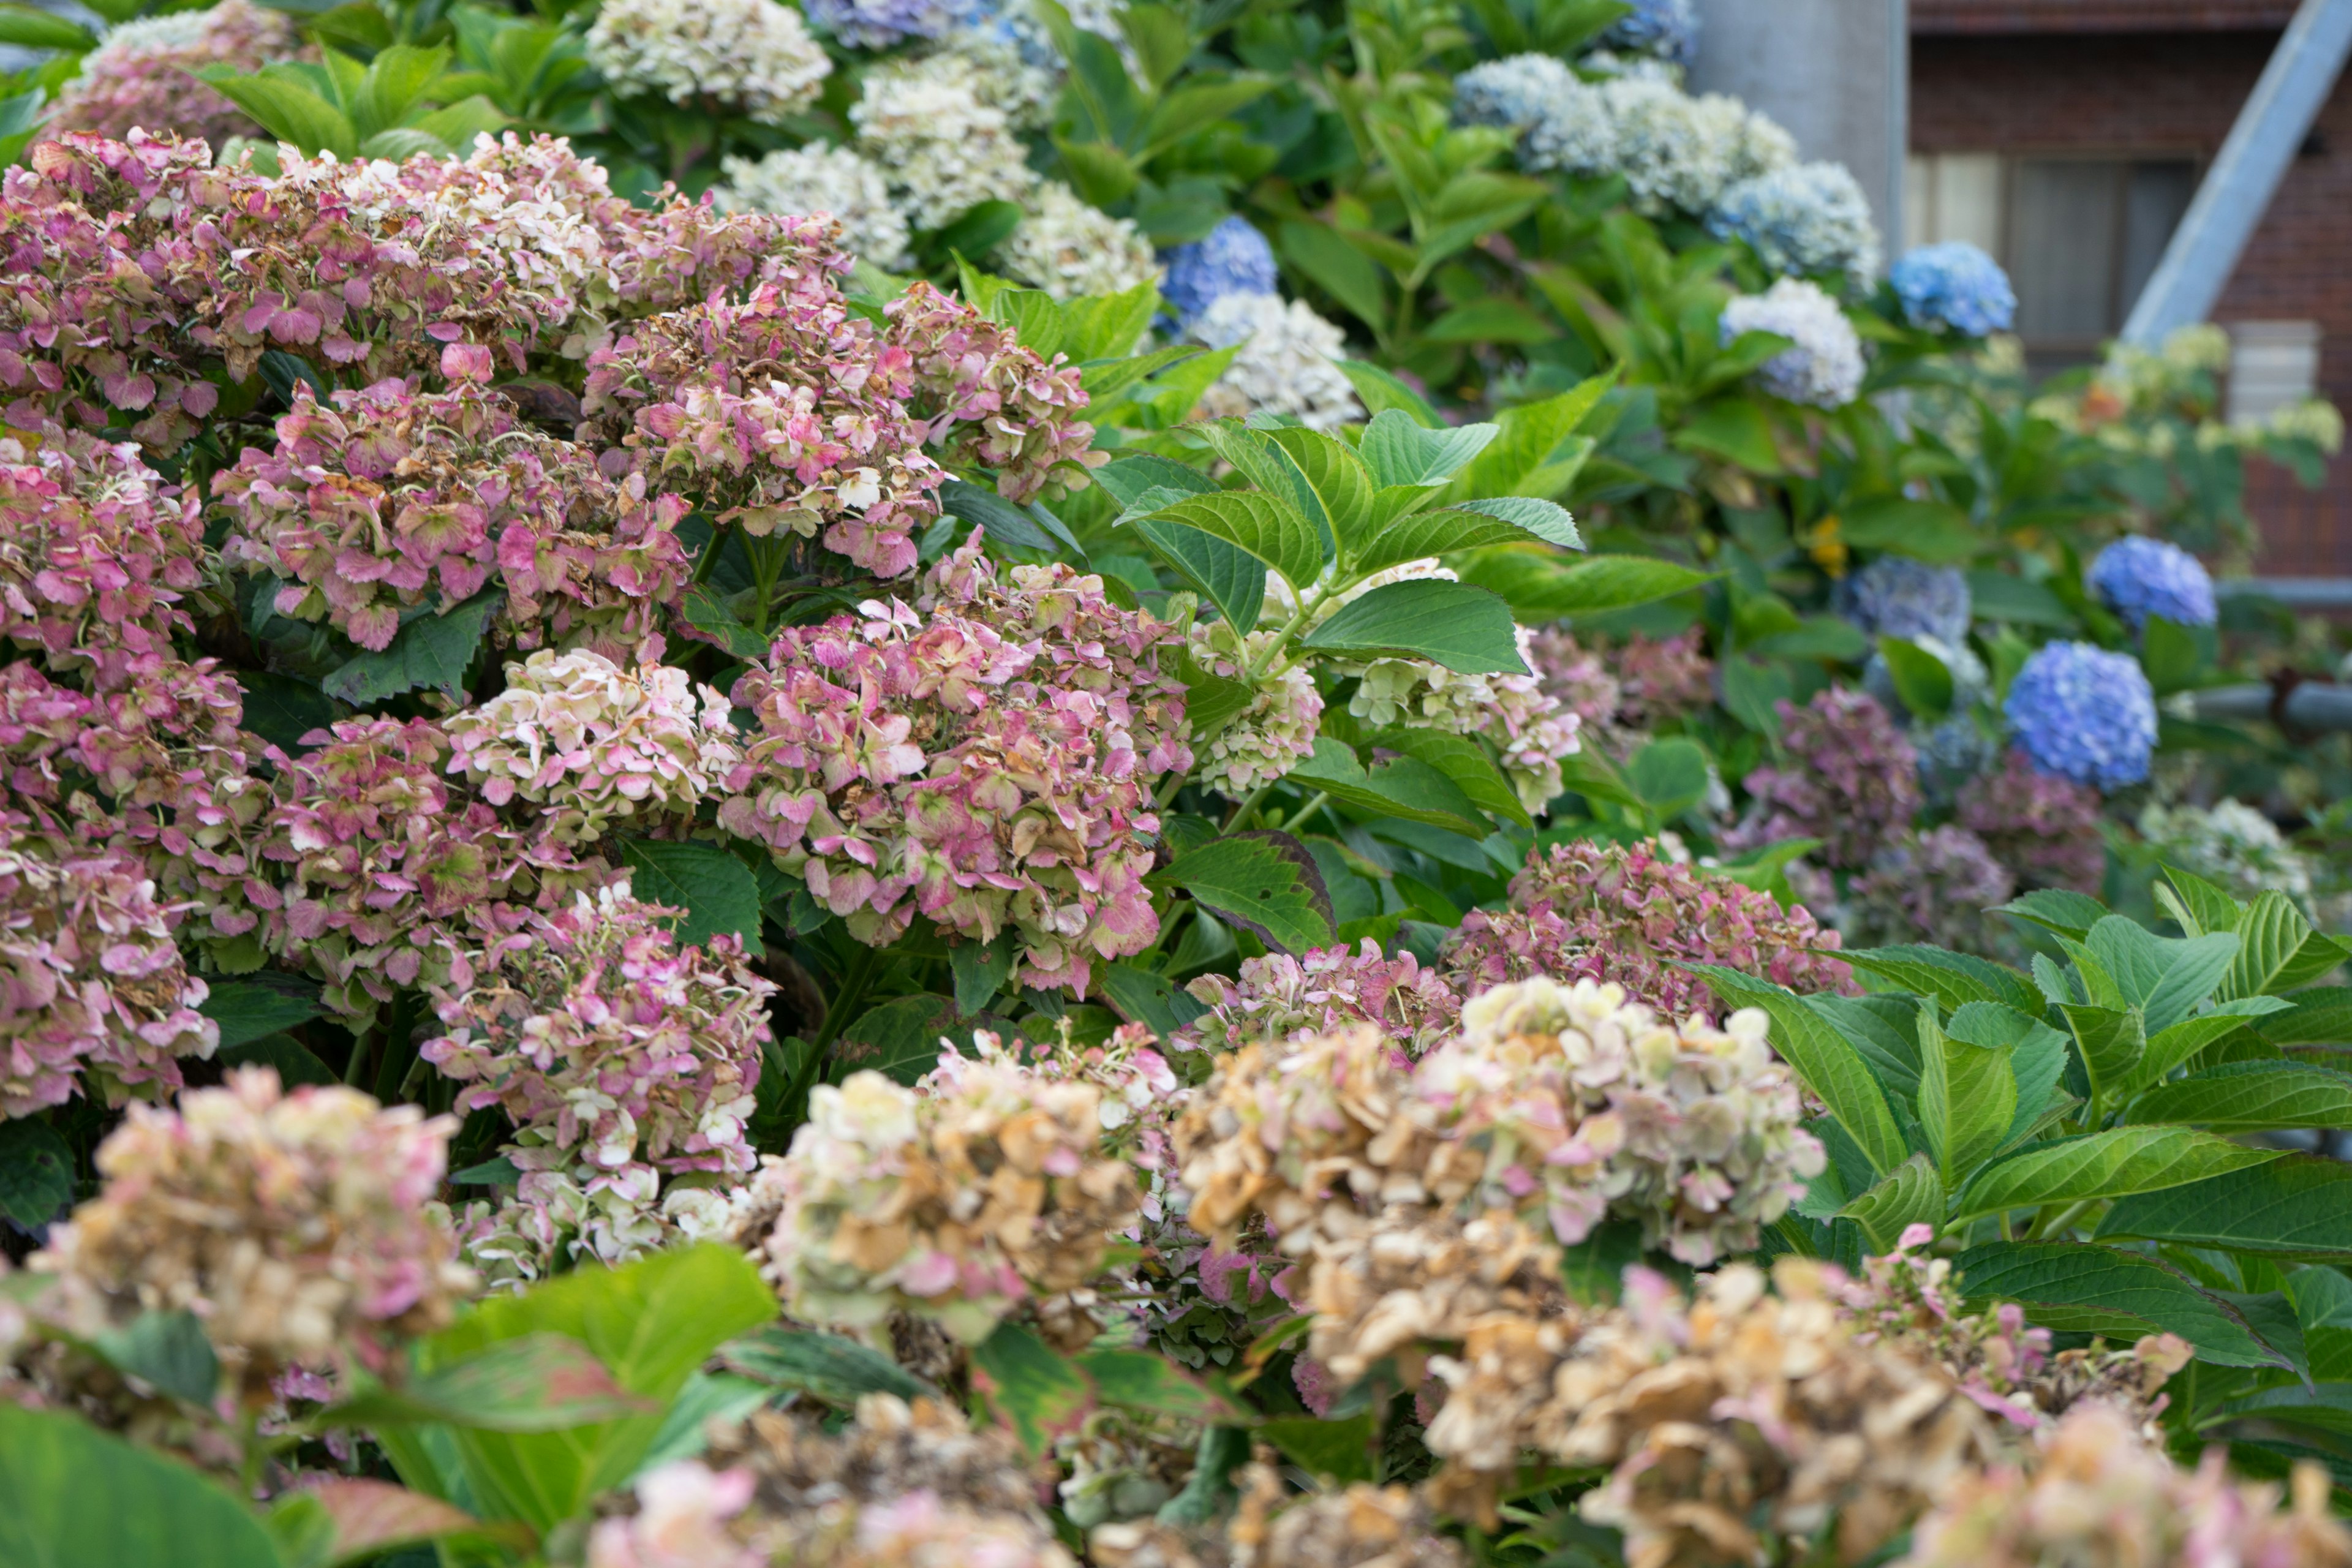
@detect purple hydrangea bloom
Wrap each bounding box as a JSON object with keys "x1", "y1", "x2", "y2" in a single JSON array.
[
  {"x1": 1891, "y1": 242, "x2": 2016, "y2": 336},
  {"x1": 1158, "y1": 216, "x2": 1279, "y2": 330},
  {"x1": 1838, "y1": 556, "x2": 1972, "y2": 644},
  {"x1": 2003, "y1": 640, "x2": 2157, "y2": 791},
  {"x1": 2089, "y1": 537, "x2": 2217, "y2": 630},
  {"x1": 801, "y1": 0, "x2": 982, "y2": 48},
  {"x1": 1598, "y1": 0, "x2": 1699, "y2": 66}
]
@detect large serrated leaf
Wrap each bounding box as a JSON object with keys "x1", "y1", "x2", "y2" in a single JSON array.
[
  {"x1": 1954, "y1": 1128, "x2": 2282, "y2": 1220},
  {"x1": 1267, "y1": 427, "x2": 1374, "y2": 544},
  {"x1": 0, "y1": 1118, "x2": 72, "y2": 1229},
  {"x1": 1298, "y1": 579, "x2": 1528, "y2": 674},
  {"x1": 322, "y1": 590, "x2": 500, "y2": 705},
  {"x1": 1839, "y1": 1152, "x2": 1943, "y2": 1250},
  {"x1": 1953, "y1": 1241, "x2": 2290, "y2": 1368},
  {"x1": 2062, "y1": 1003, "x2": 2146, "y2": 1106},
  {"x1": 1841, "y1": 946, "x2": 2041, "y2": 1014},
  {"x1": 1289, "y1": 737, "x2": 1491, "y2": 838},
  {"x1": 200, "y1": 976, "x2": 326, "y2": 1050},
  {"x1": 1355, "y1": 409, "x2": 1498, "y2": 488},
  {"x1": 2225, "y1": 892, "x2": 2350, "y2": 1000},
  {"x1": 1686, "y1": 965, "x2": 1909, "y2": 1177},
  {"x1": 2125, "y1": 1061, "x2": 2352, "y2": 1132},
  {"x1": 2097, "y1": 1156, "x2": 2352, "y2": 1259},
  {"x1": 1455, "y1": 552, "x2": 1716, "y2": 621},
  {"x1": 971, "y1": 1321, "x2": 1095, "y2": 1457},
  {"x1": 1147, "y1": 831, "x2": 1333, "y2": 955},
  {"x1": 0, "y1": 1403, "x2": 290, "y2": 1568},
  {"x1": 1369, "y1": 726, "x2": 1532, "y2": 829},
  {"x1": 619, "y1": 840, "x2": 763, "y2": 956},
  {"x1": 1144, "y1": 491, "x2": 1324, "y2": 594},
  {"x1": 720, "y1": 1325, "x2": 937, "y2": 1404},
  {"x1": 1918, "y1": 1002, "x2": 2016, "y2": 1190}
]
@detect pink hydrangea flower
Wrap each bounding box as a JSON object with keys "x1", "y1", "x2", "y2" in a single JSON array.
[
  {"x1": 1727, "y1": 688, "x2": 1921, "y2": 869},
  {"x1": 1182, "y1": 938, "x2": 1463, "y2": 1061}
]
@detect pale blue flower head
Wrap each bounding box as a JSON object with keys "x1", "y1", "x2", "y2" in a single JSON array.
[
  {"x1": 1838, "y1": 557, "x2": 1972, "y2": 645},
  {"x1": 1709, "y1": 160, "x2": 1883, "y2": 281},
  {"x1": 2003, "y1": 640, "x2": 2157, "y2": 791},
  {"x1": 2089, "y1": 537, "x2": 2217, "y2": 630},
  {"x1": 1158, "y1": 216, "x2": 1280, "y2": 331},
  {"x1": 1597, "y1": 0, "x2": 1699, "y2": 67},
  {"x1": 804, "y1": 0, "x2": 984, "y2": 48},
  {"x1": 1891, "y1": 242, "x2": 2016, "y2": 336}
]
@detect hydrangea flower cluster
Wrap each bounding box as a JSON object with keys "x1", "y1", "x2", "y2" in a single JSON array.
[
  {"x1": 1728, "y1": 688, "x2": 1921, "y2": 868},
  {"x1": 1838, "y1": 556, "x2": 1973, "y2": 644},
  {"x1": 719, "y1": 538, "x2": 1188, "y2": 994},
  {"x1": 756, "y1": 1041, "x2": 1140, "y2": 1344},
  {"x1": 804, "y1": 0, "x2": 986, "y2": 47},
  {"x1": 2136, "y1": 799, "x2": 2315, "y2": 908},
  {"x1": 1423, "y1": 1259, "x2": 1990, "y2": 1547},
  {"x1": 1849, "y1": 826, "x2": 2017, "y2": 954},
  {"x1": 1957, "y1": 749, "x2": 2108, "y2": 893},
  {"x1": 2003, "y1": 640, "x2": 2157, "y2": 791},
  {"x1": 216, "y1": 379, "x2": 690, "y2": 657},
  {"x1": 1897, "y1": 1404, "x2": 2352, "y2": 1568},
  {"x1": 886, "y1": 281, "x2": 1104, "y2": 505},
  {"x1": 1862, "y1": 635, "x2": 1999, "y2": 799},
  {"x1": 1189, "y1": 292, "x2": 1365, "y2": 432},
  {"x1": 0, "y1": 824, "x2": 217, "y2": 1120},
  {"x1": 1179, "y1": 975, "x2": 1825, "y2": 1275},
  {"x1": 46, "y1": 0, "x2": 305, "y2": 148},
  {"x1": 257, "y1": 716, "x2": 596, "y2": 1018},
  {"x1": 580, "y1": 274, "x2": 944, "y2": 581},
  {"x1": 1347, "y1": 627, "x2": 1585, "y2": 813},
  {"x1": 1180, "y1": 939, "x2": 1464, "y2": 1062},
  {"x1": 0, "y1": 426, "x2": 207, "y2": 688},
  {"x1": 1596, "y1": 0, "x2": 1700, "y2": 67},
  {"x1": 999, "y1": 182, "x2": 1164, "y2": 304},
  {"x1": 1225, "y1": 1465, "x2": 1464, "y2": 1568},
  {"x1": 849, "y1": 53, "x2": 1038, "y2": 230},
  {"x1": 716, "y1": 144, "x2": 913, "y2": 272},
  {"x1": 443, "y1": 650, "x2": 739, "y2": 844},
  {"x1": 2089, "y1": 536, "x2": 2218, "y2": 630},
  {"x1": 1891, "y1": 242, "x2": 2018, "y2": 336},
  {"x1": 1721, "y1": 277, "x2": 1868, "y2": 408},
  {"x1": 1710, "y1": 162, "x2": 1883, "y2": 280},
  {"x1": 1159, "y1": 216, "x2": 1280, "y2": 331},
  {"x1": 1439, "y1": 838, "x2": 1856, "y2": 1019},
  {"x1": 1183, "y1": 618, "x2": 1324, "y2": 795},
  {"x1": 584, "y1": 0, "x2": 832, "y2": 124},
  {"x1": 34, "y1": 1068, "x2": 473, "y2": 1401}
]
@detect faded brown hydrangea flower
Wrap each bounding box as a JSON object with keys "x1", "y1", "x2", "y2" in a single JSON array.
[{"x1": 1227, "y1": 1459, "x2": 1465, "y2": 1568}]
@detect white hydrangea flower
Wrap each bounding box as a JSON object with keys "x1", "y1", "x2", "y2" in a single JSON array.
[
  {"x1": 2138, "y1": 799, "x2": 2316, "y2": 909},
  {"x1": 1349, "y1": 625, "x2": 1583, "y2": 814},
  {"x1": 1189, "y1": 292, "x2": 1363, "y2": 432},
  {"x1": 586, "y1": 0, "x2": 831, "y2": 124},
  {"x1": 715, "y1": 143, "x2": 913, "y2": 271},
  {"x1": 1721, "y1": 277, "x2": 1866, "y2": 408},
  {"x1": 851, "y1": 53, "x2": 1038, "y2": 230},
  {"x1": 1186, "y1": 619, "x2": 1322, "y2": 796},
  {"x1": 932, "y1": 22, "x2": 1063, "y2": 129},
  {"x1": 1000, "y1": 180, "x2": 1163, "y2": 303},
  {"x1": 443, "y1": 648, "x2": 742, "y2": 844}
]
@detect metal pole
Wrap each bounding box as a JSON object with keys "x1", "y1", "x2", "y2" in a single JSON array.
[
  {"x1": 2120, "y1": 0, "x2": 2352, "y2": 347},
  {"x1": 2189, "y1": 682, "x2": 2352, "y2": 732}
]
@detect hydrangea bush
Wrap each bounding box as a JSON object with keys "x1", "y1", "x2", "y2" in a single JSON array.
[{"x1": 0, "y1": 8, "x2": 2345, "y2": 1566}]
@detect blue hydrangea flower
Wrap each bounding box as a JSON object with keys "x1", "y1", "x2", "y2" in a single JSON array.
[
  {"x1": 1890, "y1": 242, "x2": 2016, "y2": 336},
  {"x1": 1158, "y1": 216, "x2": 1278, "y2": 331},
  {"x1": 2003, "y1": 641, "x2": 2157, "y2": 791},
  {"x1": 1837, "y1": 557, "x2": 1972, "y2": 645},
  {"x1": 2089, "y1": 537, "x2": 2217, "y2": 630},
  {"x1": 802, "y1": 0, "x2": 982, "y2": 48},
  {"x1": 1708, "y1": 161, "x2": 1882, "y2": 280},
  {"x1": 1455, "y1": 53, "x2": 1577, "y2": 133},
  {"x1": 1597, "y1": 0, "x2": 1699, "y2": 67}
]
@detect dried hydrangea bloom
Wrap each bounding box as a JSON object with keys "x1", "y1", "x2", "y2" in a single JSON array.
[
  {"x1": 1179, "y1": 976, "x2": 1824, "y2": 1275},
  {"x1": 885, "y1": 281, "x2": 1102, "y2": 505},
  {"x1": 1227, "y1": 1461, "x2": 1466, "y2": 1568},
  {"x1": 1181, "y1": 939, "x2": 1463, "y2": 1062},
  {"x1": 443, "y1": 1167, "x2": 670, "y2": 1292},
  {"x1": 1528, "y1": 627, "x2": 1713, "y2": 761},
  {"x1": 35, "y1": 1067, "x2": 473, "y2": 1401},
  {"x1": 850, "y1": 53, "x2": 1038, "y2": 231},
  {"x1": 1189, "y1": 292, "x2": 1363, "y2": 432},
  {"x1": 716, "y1": 143, "x2": 913, "y2": 272},
  {"x1": 424, "y1": 878, "x2": 774, "y2": 1192},
  {"x1": 758, "y1": 1042, "x2": 1139, "y2": 1343},
  {"x1": 1727, "y1": 687, "x2": 1920, "y2": 869},
  {"x1": 46, "y1": 0, "x2": 306, "y2": 148},
  {"x1": 1424, "y1": 1259, "x2": 1993, "y2": 1551},
  {"x1": 1184, "y1": 617, "x2": 1322, "y2": 796},
  {"x1": 1848, "y1": 825, "x2": 2016, "y2": 954},
  {"x1": 1836, "y1": 1226, "x2": 2190, "y2": 1436},
  {"x1": 1441, "y1": 838, "x2": 1855, "y2": 1018},
  {"x1": 0, "y1": 823, "x2": 216, "y2": 1118},
  {"x1": 1898, "y1": 1403, "x2": 2352, "y2": 1568},
  {"x1": 0, "y1": 426, "x2": 208, "y2": 686},
  {"x1": 1000, "y1": 182, "x2": 1163, "y2": 304},
  {"x1": 720, "y1": 538, "x2": 1189, "y2": 995},
  {"x1": 582, "y1": 272, "x2": 943, "y2": 581},
  {"x1": 585, "y1": 0, "x2": 831, "y2": 124},
  {"x1": 443, "y1": 650, "x2": 739, "y2": 843},
  {"x1": 257, "y1": 716, "x2": 597, "y2": 1019},
  {"x1": 1956, "y1": 748, "x2": 2107, "y2": 894},
  {"x1": 587, "y1": 1459, "x2": 765, "y2": 1568},
  {"x1": 216, "y1": 379, "x2": 690, "y2": 657}
]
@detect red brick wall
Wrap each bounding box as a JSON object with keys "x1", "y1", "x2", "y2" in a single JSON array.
[{"x1": 1912, "y1": 29, "x2": 2352, "y2": 575}]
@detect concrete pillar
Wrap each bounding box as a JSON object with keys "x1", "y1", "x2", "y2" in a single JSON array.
[{"x1": 1687, "y1": 0, "x2": 1909, "y2": 268}]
